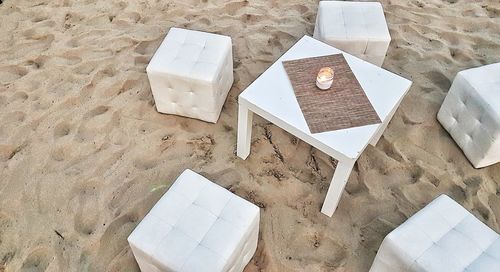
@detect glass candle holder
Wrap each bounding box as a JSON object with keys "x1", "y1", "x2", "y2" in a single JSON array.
[{"x1": 316, "y1": 67, "x2": 335, "y2": 90}]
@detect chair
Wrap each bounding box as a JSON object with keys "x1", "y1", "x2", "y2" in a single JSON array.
[
  {"x1": 146, "y1": 28, "x2": 234, "y2": 123},
  {"x1": 370, "y1": 195, "x2": 500, "y2": 271},
  {"x1": 437, "y1": 62, "x2": 500, "y2": 168},
  {"x1": 128, "y1": 169, "x2": 260, "y2": 272}
]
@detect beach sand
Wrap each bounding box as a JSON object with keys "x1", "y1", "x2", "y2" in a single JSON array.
[{"x1": 0, "y1": 0, "x2": 499, "y2": 271}]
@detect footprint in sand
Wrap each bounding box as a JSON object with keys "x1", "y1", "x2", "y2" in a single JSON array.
[
  {"x1": 20, "y1": 247, "x2": 52, "y2": 272},
  {"x1": 75, "y1": 106, "x2": 116, "y2": 143},
  {"x1": 86, "y1": 105, "x2": 109, "y2": 118},
  {"x1": 133, "y1": 156, "x2": 159, "y2": 171},
  {"x1": 31, "y1": 15, "x2": 49, "y2": 23},
  {"x1": 85, "y1": 213, "x2": 138, "y2": 270},
  {"x1": 0, "y1": 66, "x2": 28, "y2": 85},
  {"x1": 2, "y1": 111, "x2": 26, "y2": 126},
  {"x1": 72, "y1": 61, "x2": 98, "y2": 76},
  {"x1": 108, "y1": 177, "x2": 144, "y2": 211},
  {"x1": 50, "y1": 144, "x2": 75, "y2": 162},
  {"x1": 0, "y1": 95, "x2": 7, "y2": 107},
  {"x1": 134, "y1": 40, "x2": 160, "y2": 56},
  {"x1": 72, "y1": 179, "x2": 101, "y2": 236},
  {"x1": 201, "y1": 168, "x2": 243, "y2": 189},
  {"x1": 116, "y1": 11, "x2": 141, "y2": 24},
  {"x1": 103, "y1": 77, "x2": 144, "y2": 98},
  {"x1": 53, "y1": 122, "x2": 73, "y2": 139},
  {"x1": 48, "y1": 55, "x2": 82, "y2": 66}
]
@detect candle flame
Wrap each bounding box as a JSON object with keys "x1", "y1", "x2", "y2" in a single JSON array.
[{"x1": 317, "y1": 67, "x2": 334, "y2": 82}]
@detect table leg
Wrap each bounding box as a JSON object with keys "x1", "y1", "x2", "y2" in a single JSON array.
[
  {"x1": 320, "y1": 159, "x2": 356, "y2": 217},
  {"x1": 369, "y1": 120, "x2": 389, "y2": 146},
  {"x1": 237, "y1": 104, "x2": 253, "y2": 160},
  {"x1": 370, "y1": 99, "x2": 404, "y2": 146}
]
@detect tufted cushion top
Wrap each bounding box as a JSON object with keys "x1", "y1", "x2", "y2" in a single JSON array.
[
  {"x1": 317, "y1": 1, "x2": 390, "y2": 43},
  {"x1": 314, "y1": 1, "x2": 391, "y2": 66},
  {"x1": 370, "y1": 195, "x2": 500, "y2": 272},
  {"x1": 147, "y1": 27, "x2": 232, "y2": 84},
  {"x1": 128, "y1": 169, "x2": 260, "y2": 272},
  {"x1": 459, "y1": 62, "x2": 500, "y2": 117}
]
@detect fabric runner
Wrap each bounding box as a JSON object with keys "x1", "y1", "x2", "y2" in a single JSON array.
[{"x1": 282, "y1": 54, "x2": 381, "y2": 134}]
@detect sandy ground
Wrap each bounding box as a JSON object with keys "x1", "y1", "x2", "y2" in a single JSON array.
[{"x1": 0, "y1": 0, "x2": 499, "y2": 271}]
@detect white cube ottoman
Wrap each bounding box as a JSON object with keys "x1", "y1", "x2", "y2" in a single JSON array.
[
  {"x1": 146, "y1": 28, "x2": 234, "y2": 123},
  {"x1": 313, "y1": 1, "x2": 391, "y2": 67},
  {"x1": 370, "y1": 195, "x2": 500, "y2": 272},
  {"x1": 128, "y1": 169, "x2": 260, "y2": 272},
  {"x1": 437, "y1": 62, "x2": 500, "y2": 168}
]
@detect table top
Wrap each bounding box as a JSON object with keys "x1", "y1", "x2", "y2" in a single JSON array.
[{"x1": 239, "y1": 36, "x2": 412, "y2": 160}]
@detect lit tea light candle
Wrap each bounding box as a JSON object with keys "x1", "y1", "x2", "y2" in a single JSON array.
[{"x1": 316, "y1": 67, "x2": 335, "y2": 90}]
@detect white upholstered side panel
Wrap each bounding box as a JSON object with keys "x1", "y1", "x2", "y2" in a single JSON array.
[
  {"x1": 370, "y1": 195, "x2": 500, "y2": 272},
  {"x1": 313, "y1": 1, "x2": 391, "y2": 67},
  {"x1": 437, "y1": 62, "x2": 500, "y2": 168},
  {"x1": 147, "y1": 28, "x2": 234, "y2": 123},
  {"x1": 128, "y1": 169, "x2": 260, "y2": 272}
]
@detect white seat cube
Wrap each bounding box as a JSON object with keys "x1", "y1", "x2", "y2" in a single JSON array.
[
  {"x1": 128, "y1": 169, "x2": 260, "y2": 272},
  {"x1": 370, "y1": 195, "x2": 500, "y2": 272},
  {"x1": 146, "y1": 28, "x2": 234, "y2": 123},
  {"x1": 437, "y1": 62, "x2": 500, "y2": 168},
  {"x1": 313, "y1": 1, "x2": 391, "y2": 67}
]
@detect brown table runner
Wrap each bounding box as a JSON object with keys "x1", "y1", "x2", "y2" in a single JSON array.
[{"x1": 283, "y1": 54, "x2": 381, "y2": 134}]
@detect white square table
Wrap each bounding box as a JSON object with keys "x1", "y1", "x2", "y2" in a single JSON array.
[{"x1": 237, "y1": 36, "x2": 412, "y2": 217}]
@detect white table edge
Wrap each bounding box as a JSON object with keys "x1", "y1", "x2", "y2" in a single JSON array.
[{"x1": 239, "y1": 96, "x2": 354, "y2": 162}]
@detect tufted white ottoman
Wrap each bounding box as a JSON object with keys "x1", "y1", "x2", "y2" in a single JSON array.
[
  {"x1": 313, "y1": 1, "x2": 391, "y2": 67},
  {"x1": 146, "y1": 28, "x2": 234, "y2": 123},
  {"x1": 437, "y1": 63, "x2": 500, "y2": 168},
  {"x1": 128, "y1": 169, "x2": 260, "y2": 272},
  {"x1": 370, "y1": 195, "x2": 500, "y2": 272}
]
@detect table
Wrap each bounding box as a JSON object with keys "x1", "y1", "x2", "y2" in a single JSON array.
[{"x1": 237, "y1": 36, "x2": 412, "y2": 217}]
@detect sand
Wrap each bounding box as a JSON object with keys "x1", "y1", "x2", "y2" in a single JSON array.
[{"x1": 0, "y1": 0, "x2": 499, "y2": 271}]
